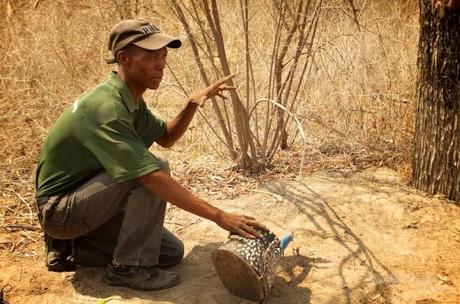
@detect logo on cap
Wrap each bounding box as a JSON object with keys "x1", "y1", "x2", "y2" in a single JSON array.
[{"x1": 142, "y1": 24, "x2": 160, "y2": 35}]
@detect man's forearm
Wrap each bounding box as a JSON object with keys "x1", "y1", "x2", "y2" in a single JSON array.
[
  {"x1": 139, "y1": 170, "x2": 222, "y2": 222},
  {"x1": 139, "y1": 170, "x2": 268, "y2": 238},
  {"x1": 160, "y1": 100, "x2": 198, "y2": 147}
]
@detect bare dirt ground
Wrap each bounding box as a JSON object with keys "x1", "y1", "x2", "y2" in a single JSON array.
[{"x1": 1, "y1": 168, "x2": 459, "y2": 304}]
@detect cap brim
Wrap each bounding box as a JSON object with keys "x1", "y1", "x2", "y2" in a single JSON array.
[
  {"x1": 105, "y1": 57, "x2": 117, "y2": 64},
  {"x1": 105, "y1": 33, "x2": 181, "y2": 64},
  {"x1": 133, "y1": 33, "x2": 182, "y2": 50}
]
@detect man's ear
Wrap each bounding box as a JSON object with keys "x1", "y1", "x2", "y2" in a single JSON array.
[{"x1": 116, "y1": 50, "x2": 130, "y2": 65}]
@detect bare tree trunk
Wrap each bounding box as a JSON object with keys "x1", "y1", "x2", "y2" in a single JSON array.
[{"x1": 413, "y1": 0, "x2": 460, "y2": 201}]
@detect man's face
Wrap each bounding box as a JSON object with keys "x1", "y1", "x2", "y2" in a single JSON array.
[{"x1": 122, "y1": 46, "x2": 168, "y2": 90}]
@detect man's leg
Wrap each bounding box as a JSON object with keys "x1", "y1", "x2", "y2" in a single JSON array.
[
  {"x1": 110, "y1": 184, "x2": 166, "y2": 266},
  {"x1": 38, "y1": 173, "x2": 139, "y2": 240},
  {"x1": 112, "y1": 153, "x2": 183, "y2": 267},
  {"x1": 45, "y1": 207, "x2": 184, "y2": 269},
  {"x1": 101, "y1": 154, "x2": 182, "y2": 289},
  {"x1": 76, "y1": 153, "x2": 183, "y2": 267},
  {"x1": 74, "y1": 226, "x2": 184, "y2": 268},
  {"x1": 44, "y1": 234, "x2": 74, "y2": 271},
  {"x1": 38, "y1": 173, "x2": 139, "y2": 271},
  {"x1": 72, "y1": 211, "x2": 125, "y2": 267},
  {"x1": 158, "y1": 228, "x2": 184, "y2": 267},
  {"x1": 38, "y1": 154, "x2": 182, "y2": 289}
]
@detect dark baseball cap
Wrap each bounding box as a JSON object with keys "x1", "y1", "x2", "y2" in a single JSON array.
[{"x1": 106, "y1": 19, "x2": 181, "y2": 64}]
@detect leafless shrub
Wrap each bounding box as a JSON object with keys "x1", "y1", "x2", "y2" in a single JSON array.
[
  {"x1": 169, "y1": 0, "x2": 328, "y2": 173},
  {"x1": 0, "y1": 0, "x2": 418, "y2": 209}
]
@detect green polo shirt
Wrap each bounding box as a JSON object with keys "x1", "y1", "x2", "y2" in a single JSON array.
[{"x1": 35, "y1": 72, "x2": 166, "y2": 198}]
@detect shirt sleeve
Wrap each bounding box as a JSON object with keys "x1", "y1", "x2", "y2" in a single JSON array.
[{"x1": 85, "y1": 117, "x2": 160, "y2": 182}]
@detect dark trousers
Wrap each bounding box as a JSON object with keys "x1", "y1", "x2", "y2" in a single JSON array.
[{"x1": 37, "y1": 154, "x2": 184, "y2": 267}]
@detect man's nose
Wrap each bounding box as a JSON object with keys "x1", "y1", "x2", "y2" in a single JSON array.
[{"x1": 157, "y1": 57, "x2": 166, "y2": 70}]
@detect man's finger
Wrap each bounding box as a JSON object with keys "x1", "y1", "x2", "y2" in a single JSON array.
[
  {"x1": 237, "y1": 227, "x2": 254, "y2": 239},
  {"x1": 218, "y1": 85, "x2": 237, "y2": 91},
  {"x1": 242, "y1": 224, "x2": 263, "y2": 238},
  {"x1": 246, "y1": 220, "x2": 269, "y2": 232},
  {"x1": 243, "y1": 215, "x2": 256, "y2": 220},
  {"x1": 214, "y1": 74, "x2": 236, "y2": 87}
]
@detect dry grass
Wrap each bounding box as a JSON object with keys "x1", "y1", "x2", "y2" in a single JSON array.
[{"x1": 0, "y1": 0, "x2": 418, "y2": 229}]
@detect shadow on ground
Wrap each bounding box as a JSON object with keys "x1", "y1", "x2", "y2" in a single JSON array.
[
  {"x1": 263, "y1": 173, "x2": 397, "y2": 304},
  {"x1": 71, "y1": 242, "x2": 312, "y2": 303}
]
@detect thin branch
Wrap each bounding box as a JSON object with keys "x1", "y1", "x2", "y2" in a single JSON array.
[
  {"x1": 166, "y1": 63, "x2": 232, "y2": 151},
  {"x1": 347, "y1": 0, "x2": 361, "y2": 31},
  {"x1": 4, "y1": 224, "x2": 41, "y2": 231},
  {"x1": 170, "y1": 0, "x2": 237, "y2": 159}
]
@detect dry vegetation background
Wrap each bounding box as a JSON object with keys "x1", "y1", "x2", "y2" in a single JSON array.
[{"x1": 0, "y1": 0, "x2": 418, "y2": 225}]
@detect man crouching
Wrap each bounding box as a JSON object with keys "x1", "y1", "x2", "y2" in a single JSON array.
[{"x1": 35, "y1": 19, "x2": 267, "y2": 291}]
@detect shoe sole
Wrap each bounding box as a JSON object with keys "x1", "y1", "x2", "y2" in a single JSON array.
[
  {"x1": 105, "y1": 276, "x2": 181, "y2": 291},
  {"x1": 47, "y1": 263, "x2": 76, "y2": 272}
]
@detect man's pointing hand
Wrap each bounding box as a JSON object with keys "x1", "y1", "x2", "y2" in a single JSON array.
[{"x1": 188, "y1": 74, "x2": 236, "y2": 107}]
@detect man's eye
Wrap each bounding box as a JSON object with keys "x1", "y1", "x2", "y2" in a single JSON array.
[{"x1": 150, "y1": 53, "x2": 165, "y2": 59}]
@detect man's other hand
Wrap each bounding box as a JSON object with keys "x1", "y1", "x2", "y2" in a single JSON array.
[
  {"x1": 215, "y1": 211, "x2": 268, "y2": 239},
  {"x1": 188, "y1": 74, "x2": 236, "y2": 106}
]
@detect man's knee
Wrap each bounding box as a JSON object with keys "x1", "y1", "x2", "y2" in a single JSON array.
[
  {"x1": 174, "y1": 238, "x2": 184, "y2": 260},
  {"x1": 165, "y1": 239, "x2": 184, "y2": 266},
  {"x1": 159, "y1": 229, "x2": 184, "y2": 267},
  {"x1": 153, "y1": 153, "x2": 170, "y2": 175},
  {"x1": 166, "y1": 235, "x2": 184, "y2": 263}
]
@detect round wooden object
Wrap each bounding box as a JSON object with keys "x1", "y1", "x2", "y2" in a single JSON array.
[
  {"x1": 211, "y1": 231, "x2": 280, "y2": 302},
  {"x1": 212, "y1": 246, "x2": 265, "y2": 301}
]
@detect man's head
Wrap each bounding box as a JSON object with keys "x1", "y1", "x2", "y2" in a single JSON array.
[{"x1": 107, "y1": 19, "x2": 181, "y2": 90}]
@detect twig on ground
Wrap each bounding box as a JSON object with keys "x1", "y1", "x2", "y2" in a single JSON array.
[
  {"x1": 164, "y1": 218, "x2": 202, "y2": 233},
  {"x1": 249, "y1": 190, "x2": 283, "y2": 202},
  {"x1": 4, "y1": 224, "x2": 41, "y2": 231},
  {"x1": 13, "y1": 191, "x2": 34, "y2": 223}
]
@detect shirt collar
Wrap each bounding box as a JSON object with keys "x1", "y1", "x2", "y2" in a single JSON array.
[{"x1": 107, "y1": 71, "x2": 139, "y2": 113}]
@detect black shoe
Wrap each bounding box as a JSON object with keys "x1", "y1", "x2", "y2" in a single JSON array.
[
  {"x1": 106, "y1": 263, "x2": 180, "y2": 291},
  {"x1": 45, "y1": 234, "x2": 75, "y2": 272}
]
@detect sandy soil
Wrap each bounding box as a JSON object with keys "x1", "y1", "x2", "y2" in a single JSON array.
[{"x1": 1, "y1": 168, "x2": 459, "y2": 303}]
